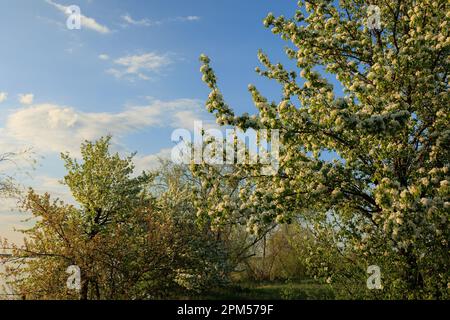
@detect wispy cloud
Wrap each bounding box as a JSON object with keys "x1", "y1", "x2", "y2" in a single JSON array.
[
  {"x1": 174, "y1": 16, "x2": 200, "y2": 22},
  {"x1": 1, "y1": 99, "x2": 207, "y2": 155},
  {"x1": 121, "y1": 13, "x2": 200, "y2": 28},
  {"x1": 98, "y1": 54, "x2": 110, "y2": 60},
  {"x1": 18, "y1": 93, "x2": 34, "y2": 105},
  {"x1": 133, "y1": 148, "x2": 172, "y2": 172},
  {"x1": 46, "y1": 0, "x2": 111, "y2": 34},
  {"x1": 106, "y1": 52, "x2": 172, "y2": 81},
  {"x1": 121, "y1": 14, "x2": 157, "y2": 27},
  {"x1": 0, "y1": 210, "x2": 32, "y2": 245},
  {"x1": 0, "y1": 92, "x2": 7, "y2": 103}
]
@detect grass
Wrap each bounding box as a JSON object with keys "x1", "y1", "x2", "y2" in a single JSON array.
[{"x1": 194, "y1": 280, "x2": 335, "y2": 300}]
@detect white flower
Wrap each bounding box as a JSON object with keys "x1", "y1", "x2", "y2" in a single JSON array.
[
  {"x1": 420, "y1": 177, "x2": 429, "y2": 186},
  {"x1": 420, "y1": 198, "x2": 432, "y2": 207}
]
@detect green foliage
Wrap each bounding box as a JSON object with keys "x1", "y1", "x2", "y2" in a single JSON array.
[
  {"x1": 0, "y1": 150, "x2": 34, "y2": 198},
  {"x1": 1, "y1": 139, "x2": 231, "y2": 299},
  {"x1": 61, "y1": 136, "x2": 153, "y2": 237},
  {"x1": 237, "y1": 225, "x2": 308, "y2": 282},
  {"x1": 150, "y1": 162, "x2": 232, "y2": 293},
  {"x1": 195, "y1": 280, "x2": 334, "y2": 300}
]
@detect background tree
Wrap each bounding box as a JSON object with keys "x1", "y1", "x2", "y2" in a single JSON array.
[
  {"x1": 149, "y1": 161, "x2": 232, "y2": 293},
  {"x1": 197, "y1": 0, "x2": 449, "y2": 299},
  {"x1": 0, "y1": 150, "x2": 34, "y2": 198},
  {"x1": 1, "y1": 138, "x2": 231, "y2": 299},
  {"x1": 0, "y1": 153, "x2": 16, "y2": 198}
]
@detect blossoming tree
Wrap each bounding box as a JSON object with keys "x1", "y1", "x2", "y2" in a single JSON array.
[{"x1": 196, "y1": 0, "x2": 449, "y2": 298}]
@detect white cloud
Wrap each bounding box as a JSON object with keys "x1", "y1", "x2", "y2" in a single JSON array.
[
  {"x1": 172, "y1": 110, "x2": 207, "y2": 129},
  {"x1": 98, "y1": 54, "x2": 109, "y2": 60},
  {"x1": 121, "y1": 14, "x2": 156, "y2": 27},
  {"x1": 1, "y1": 99, "x2": 208, "y2": 155},
  {"x1": 18, "y1": 93, "x2": 34, "y2": 105},
  {"x1": 0, "y1": 212, "x2": 30, "y2": 245},
  {"x1": 0, "y1": 195, "x2": 32, "y2": 245},
  {"x1": 107, "y1": 52, "x2": 172, "y2": 81},
  {"x1": 46, "y1": 0, "x2": 111, "y2": 34},
  {"x1": 121, "y1": 14, "x2": 200, "y2": 28},
  {"x1": 32, "y1": 175, "x2": 74, "y2": 203},
  {"x1": 0, "y1": 92, "x2": 7, "y2": 103},
  {"x1": 133, "y1": 148, "x2": 172, "y2": 172},
  {"x1": 175, "y1": 16, "x2": 200, "y2": 22}
]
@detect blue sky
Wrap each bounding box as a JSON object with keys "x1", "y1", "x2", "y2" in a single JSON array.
[
  {"x1": 0, "y1": 0, "x2": 321, "y2": 243},
  {"x1": 1, "y1": 0, "x2": 300, "y2": 153}
]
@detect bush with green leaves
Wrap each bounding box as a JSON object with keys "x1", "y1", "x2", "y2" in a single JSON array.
[{"x1": 1, "y1": 138, "x2": 231, "y2": 299}]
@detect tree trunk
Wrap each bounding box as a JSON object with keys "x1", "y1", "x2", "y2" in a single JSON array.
[{"x1": 80, "y1": 276, "x2": 89, "y2": 300}]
